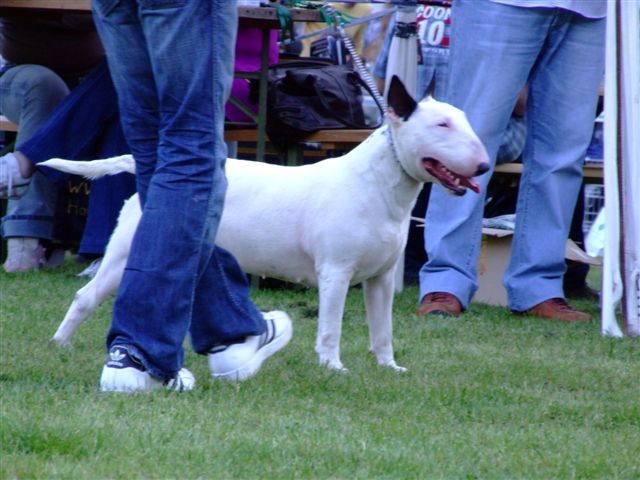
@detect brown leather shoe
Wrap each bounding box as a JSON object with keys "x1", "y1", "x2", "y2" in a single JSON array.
[
  {"x1": 514, "y1": 298, "x2": 591, "y2": 322},
  {"x1": 418, "y1": 292, "x2": 462, "y2": 317}
]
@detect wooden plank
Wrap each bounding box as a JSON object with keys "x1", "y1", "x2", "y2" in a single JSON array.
[
  {"x1": 237, "y1": 6, "x2": 322, "y2": 28},
  {"x1": 494, "y1": 161, "x2": 603, "y2": 181},
  {"x1": 0, "y1": 0, "x2": 90, "y2": 10},
  {"x1": 225, "y1": 128, "x2": 373, "y2": 144},
  {"x1": 0, "y1": 116, "x2": 18, "y2": 132},
  {"x1": 0, "y1": 1, "x2": 323, "y2": 23}
]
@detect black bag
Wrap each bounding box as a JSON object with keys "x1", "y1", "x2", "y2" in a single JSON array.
[{"x1": 265, "y1": 60, "x2": 384, "y2": 150}]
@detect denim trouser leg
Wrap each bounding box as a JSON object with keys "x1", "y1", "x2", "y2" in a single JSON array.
[
  {"x1": 0, "y1": 65, "x2": 69, "y2": 239},
  {"x1": 416, "y1": 49, "x2": 449, "y2": 101},
  {"x1": 505, "y1": 15, "x2": 605, "y2": 311},
  {"x1": 93, "y1": 0, "x2": 265, "y2": 380},
  {"x1": 419, "y1": 0, "x2": 604, "y2": 310},
  {"x1": 18, "y1": 61, "x2": 120, "y2": 178},
  {"x1": 189, "y1": 246, "x2": 264, "y2": 355}
]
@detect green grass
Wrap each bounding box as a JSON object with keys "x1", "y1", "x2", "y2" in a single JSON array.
[{"x1": 1, "y1": 260, "x2": 638, "y2": 479}]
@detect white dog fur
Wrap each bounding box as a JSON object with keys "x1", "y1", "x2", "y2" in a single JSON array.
[{"x1": 43, "y1": 77, "x2": 489, "y2": 372}]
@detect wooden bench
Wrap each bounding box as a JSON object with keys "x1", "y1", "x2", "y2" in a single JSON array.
[
  {"x1": 0, "y1": 117, "x2": 371, "y2": 164},
  {"x1": 2, "y1": 117, "x2": 604, "y2": 182},
  {"x1": 225, "y1": 128, "x2": 374, "y2": 165},
  {"x1": 494, "y1": 161, "x2": 603, "y2": 183},
  {"x1": 0, "y1": 115, "x2": 18, "y2": 132}
]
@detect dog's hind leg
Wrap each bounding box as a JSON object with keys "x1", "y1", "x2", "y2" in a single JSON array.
[
  {"x1": 315, "y1": 266, "x2": 352, "y2": 371},
  {"x1": 363, "y1": 268, "x2": 407, "y2": 372},
  {"x1": 51, "y1": 264, "x2": 123, "y2": 346},
  {"x1": 51, "y1": 244, "x2": 128, "y2": 345},
  {"x1": 52, "y1": 195, "x2": 138, "y2": 345}
]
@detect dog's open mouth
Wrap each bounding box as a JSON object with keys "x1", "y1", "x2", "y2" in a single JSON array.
[{"x1": 422, "y1": 158, "x2": 480, "y2": 196}]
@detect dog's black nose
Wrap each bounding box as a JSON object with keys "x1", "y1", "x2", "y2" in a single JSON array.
[{"x1": 475, "y1": 162, "x2": 490, "y2": 176}]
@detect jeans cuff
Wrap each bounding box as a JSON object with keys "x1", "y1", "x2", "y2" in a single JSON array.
[{"x1": 1, "y1": 216, "x2": 54, "y2": 239}]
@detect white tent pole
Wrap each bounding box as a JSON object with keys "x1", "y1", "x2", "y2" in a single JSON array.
[
  {"x1": 617, "y1": 0, "x2": 640, "y2": 335},
  {"x1": 602, "y1": 0, "x2": 624, "y2": 337},
  {"x1": 601, "y1": 0, "x2": 640, "y2": 336},
  {"x1": 383, "y1": 0, "x2": 418, "y2": 100}
]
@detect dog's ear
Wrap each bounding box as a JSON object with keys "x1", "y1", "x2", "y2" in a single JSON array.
[{"x1": 387, "y1": 75, "x2": 417, "y2": 121}]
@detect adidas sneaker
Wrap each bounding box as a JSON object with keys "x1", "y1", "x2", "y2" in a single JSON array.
[
  {"x1": 100, "y1": 345, "x2": 195, "y2": 393},
  {"x1": 208, "y1": 310, "x2": 293, "y2": 381}
]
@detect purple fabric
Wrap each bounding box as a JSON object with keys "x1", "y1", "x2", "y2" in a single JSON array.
[{"x1": 225, "y1": 27, "x2": 279, "y2": 123}]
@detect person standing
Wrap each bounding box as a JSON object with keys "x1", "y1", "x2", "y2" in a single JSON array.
[
  {"x1": 92, "y1": 0, "x2": 292, "y2": 392},
  {"x1": 418, "y1": 0, "x2": 605, "y2": 321}
]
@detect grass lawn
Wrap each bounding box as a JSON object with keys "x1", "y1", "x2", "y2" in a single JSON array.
[{"x1": 1, "y1": 260, "x2": 638, "y2": 479}]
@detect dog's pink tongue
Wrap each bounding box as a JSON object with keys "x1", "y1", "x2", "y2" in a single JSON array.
[
  {"x1": 423, "y1": 158, "x2": 481, "y2": 194},
  {"x1": 460, "y1": 177, "x2": 481, "y2": 194}
]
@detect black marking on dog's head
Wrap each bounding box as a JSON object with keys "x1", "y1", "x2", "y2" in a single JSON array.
[{"x1": 387, "y1": 75, "x2": 417, "y2": 121}]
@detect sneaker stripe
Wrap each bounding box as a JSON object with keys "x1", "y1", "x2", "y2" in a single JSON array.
[
  {"x1": 165, "y1": 376, "x2": 183, "y2": 392},
  {"x1": 259, "y1": 318, "x2": 276, "y2": 349},
  {"x1": 209, "y1": 344, "x2": 230, "y2": 354}
]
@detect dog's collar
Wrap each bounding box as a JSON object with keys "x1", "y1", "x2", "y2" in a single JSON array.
[{"x1": 384, "y1": 125, "x2": 414, "y2": 180}]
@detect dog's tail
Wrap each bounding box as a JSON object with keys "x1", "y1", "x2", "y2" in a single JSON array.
[{"x1": 40, "y1": 154, "x2": 136, "y2": 179}]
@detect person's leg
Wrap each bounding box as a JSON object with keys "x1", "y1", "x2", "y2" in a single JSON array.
[
  {"x1": 419, "y1": 0, "x2": 546, "y2": 308},
  {"x1": 1, "y1": 173, "x2": 59, "y2": 244},
  {"x1": 0, "y1": 65, "x2": 70, "y2": 146},
  {"x1": 189, "y1": 246, "x2": 265, "y2": 353},
  {"x1": 505, "y1": 13, "x2": 605, "y2": 311},
  {"x1": 93, "y1": 0, "x2": 270, "y2": 381},
  {"x1": 416, "y1": 58, "x2": 436, "y2": 101},
  {"x1": 0, "y1": 65, "x2": 70, "y2": 270},
  {"x1": 18, "y1": 61, "x2": 118, "y2": 172}
]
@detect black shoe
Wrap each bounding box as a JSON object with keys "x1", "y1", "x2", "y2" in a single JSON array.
[{"x1": 564, "y1": 284, "x2": 600, "y2": 301}]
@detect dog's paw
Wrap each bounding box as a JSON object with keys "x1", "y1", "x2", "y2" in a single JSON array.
[
  {"x1": 380, "y1": 360, "x2": 408, "y2": 373},
  {"x1": 50, "y1": 335, "x2": 71, "y2": 347},
  {"x1": 318, "y1": 356, "x2": 348, "y2": 373}
]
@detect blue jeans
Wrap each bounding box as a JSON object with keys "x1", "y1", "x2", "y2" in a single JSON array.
[
  {"x1": 92, "y1": 0, "x2": 266, "y2": 380},
  {"x1": 0, "y1": 64, "x2": 70, "y2": 240},
  {"x1": 416, "y1": 48, "x2": 449, "y2": 101},
  {"x1": 4, "y1": 60, "x2": 136, "y2": 254},
  {"x1": 419, "y1": 0, "x2": 605, "y2": 311}
]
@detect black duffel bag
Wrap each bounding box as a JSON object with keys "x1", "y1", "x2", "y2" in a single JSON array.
[{"x1": 265, "y1": 60, "x2": 384, "y2": 150}]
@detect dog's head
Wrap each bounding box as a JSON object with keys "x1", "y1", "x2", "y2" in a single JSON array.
[{"x1": 386, "y1": 76, "x2": 490, "y2": 195}]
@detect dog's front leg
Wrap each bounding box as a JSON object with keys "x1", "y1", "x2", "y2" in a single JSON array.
[
  {"x1": 363, "y1": 268, "x2": 407, "y2": 372},
  {"x1": 315, "y1": 267, "x2": 352, "y2": 371}
]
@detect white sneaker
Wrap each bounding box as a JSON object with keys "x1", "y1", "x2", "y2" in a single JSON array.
[
  {"x1": 3, "y1": 238, "x2": 44, "y2": 273},
  {"x1": 100, "y1": 345, "x2": 195, "y2": 393},
  {"x1": 0, "y1": 152, "x2": 30, "y2": 198},
  {"x1": 208, "y1": 311, "x2": 293, "y2": 381}
]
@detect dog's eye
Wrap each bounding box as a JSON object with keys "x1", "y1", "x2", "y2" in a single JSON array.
[{"x1": 437, "y1": 121, "x2": 450, "y2": 128}]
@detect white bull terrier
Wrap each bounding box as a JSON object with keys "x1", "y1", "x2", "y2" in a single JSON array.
[{"x1": 44, "y1": 76, "x2": 489, "y2": 372}]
